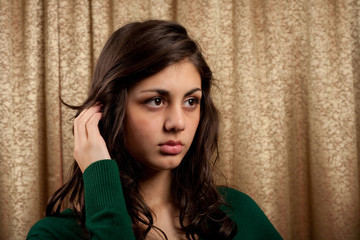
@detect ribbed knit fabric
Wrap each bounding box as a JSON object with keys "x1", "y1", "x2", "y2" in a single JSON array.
[
  {"x1": 83, "y1": 159, "x2": 126, "y2": 217},
  {"x1": 27, "y1": 160, "x2": 283, "y2": 239},
  {"x1": 83, "y1": 160, "x2": 135, "y2": 239}
]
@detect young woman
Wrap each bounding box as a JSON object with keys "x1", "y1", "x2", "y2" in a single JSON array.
[{"x1": 27, "y1": 20, "x2": 283, "y2": 240}]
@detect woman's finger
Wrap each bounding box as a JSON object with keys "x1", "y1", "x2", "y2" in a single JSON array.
[
  {"x1": 86, "y1": 112, "x2": 103, "y2": 140},
  {"x1": 86, "y1": 112, "x2": 111, "y2": 160},
  {"x1": 74, "y1": 104, "x2": 102, "y2": 141}
]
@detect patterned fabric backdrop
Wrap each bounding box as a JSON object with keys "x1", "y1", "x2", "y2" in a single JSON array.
[{"x1": 0, "y1": 0, "x2": 359, "y2": 239}]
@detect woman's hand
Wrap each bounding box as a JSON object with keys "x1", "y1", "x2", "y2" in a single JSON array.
[{"x1": 73, "y1": 103, "x2": 111, "y2": 172}]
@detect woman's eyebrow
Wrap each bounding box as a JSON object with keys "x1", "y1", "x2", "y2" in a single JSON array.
[
  {"x1": 184, "y1": 88, "x2": 202, "y2": 97},
  {"x1": 140, "y1": 88, "x2": 202, "y2": 97},
  {"x1": 140, "y1": 89, "x2": 169, "y2": 96}
]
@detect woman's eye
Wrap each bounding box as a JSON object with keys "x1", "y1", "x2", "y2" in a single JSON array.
[
  {"x1": 146, "y1": 97, "x2": 164, "y2": 107},
  {"x1": 184, "y1": 98, "x2": 199, "y2": 108}
]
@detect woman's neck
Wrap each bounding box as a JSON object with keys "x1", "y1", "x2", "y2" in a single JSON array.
[
  {"x1": 138, "y1": 169, "x2": 173, "y2": 208},
  {"x1": 137, "y1": 169, "x2": 193, "y2": 240}
]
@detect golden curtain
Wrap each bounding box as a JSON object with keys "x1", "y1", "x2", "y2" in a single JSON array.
[{"x1": 1, "y1": 0, "x2": 359, "y2": 239}]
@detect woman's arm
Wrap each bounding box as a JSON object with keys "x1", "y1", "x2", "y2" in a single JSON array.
[
  {"x1": 83, "y1": 160, "x2": 135, "y2": 240},
  {"x1": 74, "y1": 104, "x2": 135, "y2": 239},
  {"x1": 27, "y1": 104, "x2": 136, "y2": 239}
]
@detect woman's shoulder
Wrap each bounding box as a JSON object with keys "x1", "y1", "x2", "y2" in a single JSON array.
[
  {"x1": 217, "y1": 186, "x2": 283, "y2": 239},
  {"x1": 217, "y1": 186, "x2": 257, "y2": 208},
  {"x1": 217, "y1": 186, "x2": 270, "y2": 220},
  {"x1": 217, "y1": 186, "x2": 267, "y2": 219},
  {"x1": 27, "y1": 209, "x2": 83, "y2": 239}
]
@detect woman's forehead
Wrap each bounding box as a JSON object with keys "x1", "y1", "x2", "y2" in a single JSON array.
[{"x1": 129, "y1": 61, "x2": 201, "y2": 94}]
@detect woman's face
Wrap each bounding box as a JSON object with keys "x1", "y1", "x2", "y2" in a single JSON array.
[{"x1": 124, "y1": 61, "x2": 202, "y2": 172}]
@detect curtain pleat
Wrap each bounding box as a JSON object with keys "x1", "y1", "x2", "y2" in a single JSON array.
[{"x1": 0, "y1": 0, "x2": 359, "y2": 239}]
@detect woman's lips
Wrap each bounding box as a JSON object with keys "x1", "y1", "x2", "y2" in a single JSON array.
[{"x1": 159, "y1": 141, "x2": 183, "y2": 155}]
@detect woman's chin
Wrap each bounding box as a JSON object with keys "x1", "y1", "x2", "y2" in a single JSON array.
[{"x1": 143, "y1": 155, "x2": 183, "y2": 172}]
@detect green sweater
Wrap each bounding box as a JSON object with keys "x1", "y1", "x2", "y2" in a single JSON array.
[{"x1": 27, "y1": 160, "x2": 283, "y2": 239}]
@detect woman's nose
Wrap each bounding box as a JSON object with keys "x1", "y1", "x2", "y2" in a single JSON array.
[{"x1": 164, "y1": 105, "x2": 185, "y2": 132}]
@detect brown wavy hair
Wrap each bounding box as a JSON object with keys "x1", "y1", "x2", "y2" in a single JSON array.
[{"x1": 46, "y1": 20, "x2": 237, "y2": 239}]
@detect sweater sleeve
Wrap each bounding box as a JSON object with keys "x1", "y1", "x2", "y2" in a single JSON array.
[
  {"x1": 26, "y1": 160, "x2": 135, "y2": 240},
  {"x1": 83, "y1": 159, "x2": 135, "y2": 240}
]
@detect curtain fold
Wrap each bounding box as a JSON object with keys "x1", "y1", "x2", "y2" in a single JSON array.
[{"x1": 0, "y1": 0, "x2": 359, "y2": 239}]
